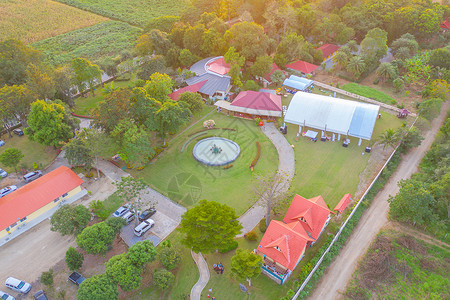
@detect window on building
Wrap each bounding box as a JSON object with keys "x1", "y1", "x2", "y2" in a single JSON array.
[
  {"x1": 299, "y1": 217, "x2": 306, "y2": 222},
  {"x1": 275, "y1": 246, "x2": 281, "y2": 252},
  {"x1": 10, "y1": 222, "x2": 17, "y2": 228},
  {"x1": 62, "y1": 192, "x2": 69, "y2": 198},
  {"x1": 20, "y1": 217, "x2": 27, "y2": 222},
  {"x1": 53, "y1": 198, "x2": 60, "y2": 203}
]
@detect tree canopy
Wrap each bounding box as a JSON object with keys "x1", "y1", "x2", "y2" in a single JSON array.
[
  {"x1": 50, "y1": 204, "x2": 91, "y2": 236},
  {"x1": 76, "y1": 222, "x2": 116, "y2": 255},
  {"x1": 77, "y1": 274, "x2": 119, "y2": 300},
  {"x1": 230, "y1": 249, "x2": 263, "y2": 286},
  {"x1": 179, "y1": 200, "x2": 243, "y2": 253},
  {"x1": 0, "y1": 148, "x2": 23, "y2": 175}
]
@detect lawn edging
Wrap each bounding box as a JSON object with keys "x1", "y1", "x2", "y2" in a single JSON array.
[{"x1": 71, "y1": 112, "x2": 94, "y2": 119}]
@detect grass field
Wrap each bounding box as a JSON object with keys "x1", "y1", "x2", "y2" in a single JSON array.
[
  {"x1": 0, "y1": 0, "x2": 107, "y2": 44},
  {"x1": 0, "y1": 133, "x2": 58, "y2": 173},
  {"x1": 346, "y1": 230, "x2": 450, "y2": 299},
  {"x1": 129, "y1": 112, "x2": 279, "y2": 216},
  {"x1": 32, "y1": 21, "x2": 141, "y2": 66},
  {"x1": 55, "y1": 0, "x2": 189, "y2": 27},
  {"x1": 342, "y1": 83, "x2": 397, "y2": 105}
]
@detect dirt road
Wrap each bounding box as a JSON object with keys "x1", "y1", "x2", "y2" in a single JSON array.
[
  {"x1": 0, "y1": 176, "x2": 116, "y2": 289},
  {"x1": 309, "y1": 101, "x2": 449, "y2": 300}
]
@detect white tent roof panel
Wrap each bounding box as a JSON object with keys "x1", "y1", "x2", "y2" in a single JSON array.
[{"x1": 284, "y1": 92, "x2": 379, "y2": 140}]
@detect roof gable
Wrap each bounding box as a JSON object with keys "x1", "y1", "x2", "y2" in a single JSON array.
[
  {"x1": 264, "y1": 63, "x2": 286, "y2": 82},
  {"x1": 316, "y1": 44, "x2": 340, "y2": 59},
  {"x1": 168, "y1": 80, "x2": 207, "y2": 101},
  {"x1": 334, "y1": 193, "x2": 352, "y2": 212},
  {"x1": 283, "y1": 194, "x2": 332, "y2": 240},
  {"x1": 231, "y1": 91, "x2": 282, "y2": 112},
  {"x1": 0, "y1": 166, "x2": 83, "y2": 231},
  {"x1": 285, "y1": 61, "x2": 319, "y2": 74}
]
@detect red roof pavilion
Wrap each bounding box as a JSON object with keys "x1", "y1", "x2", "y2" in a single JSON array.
[
  {"x1": 168, "y1": 80, "x2": 207, "y2": 101},
  {"x1": 206, "y1": 57, "x2": 231, "y2": 75},
  {"x1": 231, "y1": 91, "x2": 282, "y2": 112},
  {"x1": 283, "y1": 195, "x2": 332, "y2": 240},
  {"x1": 0, "y1": 166, "x2": 84, "y2": 231},
  {"x1": 285, "y1": 61, "x2": 319, "y2": 74},
  {"x1": 316, "y1": 44, "x2": 340, "y2": 60},
  {"x1": 334, "y1": 193, "x2": 352, "y2": 213}
]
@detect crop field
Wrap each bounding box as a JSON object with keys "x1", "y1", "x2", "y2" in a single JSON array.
[
  {"x1": 0, "y1": 0, "x2": 107, "y2": 44},
  {"x1": 342, "y1": 83, "x2": 397, "y2": 105},
  {"x1": 55, "y1": 0, "x2": 189, "y2": 27},
  {"x1": 32, "y1": 21, "x2": 141, "y2": 66}
]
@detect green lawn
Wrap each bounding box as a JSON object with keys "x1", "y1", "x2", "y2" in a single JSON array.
[
  {"x1": 54, "y1": 0, "x2": 189, "y2": 27},
  {"x1": 342, "y1": 83, "x2": 397, "y2": 105},
  {"x1": 73, "y1": 79, "x2": 133, "y2": 116},
  {"x1": 32, "y1": 21, "x2": 141, "y2": 66},
  {"x1": 130, "y1": 112, "x2": 279, "y2": 215},
  {"x1": 0, "y1": 133, "x2": 58, "y2": 174}
]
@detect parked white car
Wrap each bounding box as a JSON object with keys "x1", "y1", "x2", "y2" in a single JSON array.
[
  {"x1": 134, "y1": 219, "x2": 154, "y2": 237},
  {"x1": 112, "y1": 205, "x2": 129, "y2": 218},
  {"x1": 0, "y1": 168, "x2": 7, "y2": 178},
  {"x1": 0, "y1": 290, "x2": 15, "y2": 300},
  {"x1": 5, "y1": 277, "x2": 31, "y2": 293},
  {"x1": 0, "y1": 185, "x2": 17, "y2": 198}
]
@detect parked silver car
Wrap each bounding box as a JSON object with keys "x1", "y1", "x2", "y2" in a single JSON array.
[
  {"x1": 0, "y1": 168, "x2": 7, "y2": 178},
  {"x1": 134, "y1": 219, "x2": 154, "y2": 237},
  {"x1": 5, "y1": 277, "x2": 31, "y2": 293},
  {"x1": 23, "y1": 170, "x2": 43, "y2": 182},
  {"x1": 0, "y1": 185, "x2": 18, "y2": 198},
  {"x1": 0, "y1": 290, "x2": 15, "y2": 300}
]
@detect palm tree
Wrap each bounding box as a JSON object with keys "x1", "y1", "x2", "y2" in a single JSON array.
[
  {"x1": 346, "y1": 56, "x2": 366, "y2": 79},
  {"x1": 347, "y1": 40, "x2": 359, "y2": 53},
  {"x1": 333, "y1": 51, "x2": 348, "y2": 71},
  {"x1": 379, "y1": 128, "x2": 400, "y2": 151},
  {"x1": 376, "y1": 62, "x2": 396, "y2": 82},
  {"x1": 102, "y1": 82, "x2": 118, "y2": 96}
]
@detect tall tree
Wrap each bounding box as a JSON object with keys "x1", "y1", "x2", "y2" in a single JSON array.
[
  {"x1": 230, "y1": 249, "x2": 263, "y2": 286},
  {"x1": 137, "y1": 55, "x2": 167, "y2": 81},
  {"x1": 144, "y1": 73, "x2": 173, "y2": 102},
  {"x1": 25, "y1": 64, "x2": 55, "y2": 100},
  {"x1": 77, "y1": 274, "x2": 119, "y2": 300},
  {"x1": 153, "y1": 268, "x2": 175, "y2": 290},
  {"x1": 113, "y1": 176, "x2": 150, "y2": 223},
  {"x1": 64, "y1": 138, "x2": 93, "y2": 171},
  {"x1": 0, "y1": 84, "x2": 36, "y2": 126},
  {"x1": 183, "y1": 24, "x2": 206, "y2": 57},
  {"x1": 105, "y1": 254, "x2": 143, "y2": 291},
  {"x1": 53, "y1": 66, "x2": 73, "y2": 107},
  {"x1": 379, "y1": 128, "x2": 400, "y2": 151},
  {"x1": 226, "y1": 21, "x2": 271, "y2": 61},
  {"x1": 71, "y1": 58, "x2": 102, "y2": 97},
  {"x1": 249, "y1": 55, "x2": 273, "y2": 79},
  {"x1": 155, "y1": 100, "x2": 191, "y2": 144},
  {"x1": 376, "y1": 62, "x2": 396, "y2": 82},
  {"x1": 360, "y1": 28, "x2": 388, "y2": 61},
  {"x1": 25, "y1": 100, "x2": 73, "y2": 147},
  {"x1": 346, "y1": 56, "x2": 366, "y2": 80},
  {"x1": 92, "y1": 88, "x2": 132, "y2": 133},
  {"x1": 76, "y1": 222, "x2": 115, "y2": 255},
  {"x1": 177, "y1": 92, "x2": 204, "y2": 113},
  {"x1": 65, "y1": 247, "x2": 84, "y2": 271},
  {"x1": 0, "y1": 148, "x2": 24, "y2": 177},
  {"x1": 179, "y1": 200, "x2": 243, "y2": 253},
  {"x1": 332, "y1": 50, "x2": 349, "y2": 71},
  {"x1": 50, "y1": 204, "x2": 91, "y2": 236}
]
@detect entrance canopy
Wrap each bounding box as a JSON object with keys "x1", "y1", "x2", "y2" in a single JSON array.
[{"x1": 284, "y1": 92, "x2": 379, "y2": 140}]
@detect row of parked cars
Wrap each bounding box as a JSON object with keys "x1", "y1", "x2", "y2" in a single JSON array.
[
  {"x1": 0, "y1": 170, "x2": 43, "y2": 198},
  {"x1": 0, "y1": 277, "x2": 48, "y2": 300},
  {"x1": 0, "y1": 129, "x2": 24, "y2": 146},
  {"x1": 112, "y1": 204, "x2": 156, "y2": 237}
]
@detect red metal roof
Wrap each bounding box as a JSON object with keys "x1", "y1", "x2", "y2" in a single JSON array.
[
  {"x1": 257, "y1": 220, "x2": 313, "y2": 270},
  {"x1": 231, "y1": 91, "x2": 282, "y2": 111},
  {"x1": 283, "y1": 194, "x2": 332, "y2": 240},
  {"x1": 285, "y1": 61, "x2": 319, "y2": 74},
  {"x1": 0, "y1": 166, "x2": 84, "y2": 231},
  {"x1": 168, "y1": 80, "x2": 207, "y2": 101},
  {"x1": 206, "y1": 57, "x2": 231, "y2": 75},
  {"x1": 440, "y1": 20, "x2": 450, "y2": 29},
  {"x1": 264, "y1": 63, "x2": 286, "y2": 82},
  {"x1": 334, "y1": 193, "x2": 352, "y2": 213},
  {"x1": 316, "y1": 44, "x2": 340, "y2": 59}
]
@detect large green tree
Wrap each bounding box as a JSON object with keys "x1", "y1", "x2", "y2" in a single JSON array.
[
  {"x1": 0, "y1": 148, "x2": 23, "y2": 176},
  {"x1": 179, "y1": 200, "x2": 243, "y2": 253},
  {"x1": 153, "y1": 268, "x2": 175, "y2": 290},
  {"x1": 77, "y1": 274, "x2": 119, "y2": 300},
  {"x1": 230, "y1": 249, "x2": 263, "y2": 286},
  {"x1": 376, "y1": 62, "x2": 396, "y2": 82},
  {"x1": 346, "y1": 56, "x2": 366, "y2": 80},
  {"x1": 379, "y1": 128, "x2": 400, "y2": 151},
  {"x1": 76, "y1": 222, "x2": 116, "y2": 255},
  {"x1": 249, "y1": 55, "x2": 273, "y2": 79},
  {"x1": 65, "y1": 247, "x2": 84, "y2": 271},
  {"x1": 50, "y1": 204, "x2": 91, "y2": 236},
  {"x1": 226, "y1": 21, "x2": 272, "y2": 61},
  {"x1": 105, "y1": 254, "x2": 142, "y2": 291},
  {"x1": 127, "y1": 240, "x2": 158, "y2": 266},
  {"x1": 64, "y1": 138, "x2": 94, "y2": 171},
  {"x1": 92, "y1": 88, "x2": 132, "y2": 133},
  {"x1": 0, "y1": 84, "x2": 36, "y2": 126},
  {"x1": 155, "y1": 100, "x2": 191, "y2": 143},
  {"x1": 25, "y1": 64, "x2": 55, "y2": 100},
  {"x1": 177, "y1": 91, "x2": 204, "y2": 113},
  {"x1": 25, "y1": 100, "x2": 73, "y2": 147},
  {"x1": 360, "y1": 28, "x2": 388, "y2": 61},
  {"x1": 71, "y1": 58, "x2": 102, "y2": 97}
]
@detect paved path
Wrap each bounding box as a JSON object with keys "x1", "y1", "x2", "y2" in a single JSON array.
[
  {"x1": 190, "y1": 250, "x2": 210, "y2": 300},
  {"x1": 237, "y1": 122, "x2": 295, "y2": 236},
  {"x1": 309, "y1": 101, "x2": 449, "y2": 300}
]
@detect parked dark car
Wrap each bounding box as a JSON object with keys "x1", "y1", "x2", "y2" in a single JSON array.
[
  {"x1": 68, "y1": 272, "x2": 85, "y2": 286},
  {"x1": 13, "y1": 129, "x2": 24, "y2": 136},
  {"x1": 138, "y1": 208, "x2": 156, "y2": 222},
  {"x1": 33, "y1": 290, "x2": 48, "y2": 300}
]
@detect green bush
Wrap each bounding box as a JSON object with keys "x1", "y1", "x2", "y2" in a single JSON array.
[
  {"x1": 105, "y1": 216, "x2": 127, "y2": 234},
  {"x1": 40, "y1": 269, "x2": 54, "y2": 286},
  {"x1": 259, "y1": 218, "x2": 267, "y2": 233},
  {"x1": 218, "y1": 240, "x2": 238, "y2": 253},
  {"x1": 244, "y1": 230, "x2": 258, "y2": 241},
  {"x1": 159, "y1": 246, "x2": 182, "y2": 270},
  {"x1": 66, "y1": 247, "x2": 84, "y2": 271},
  {"x1": 153, "y1": 268, "x2": 175, "y2": 290}
]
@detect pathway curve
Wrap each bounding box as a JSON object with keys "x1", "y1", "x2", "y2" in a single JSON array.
[
  {"x1": 237, "y1": 122, "x2": 295, "y2": 236},
  {"x1": 190, "y1": 250, "x2": 210, "y2": 300},
  {"x1": 308, "y1": 101, "x2": 449, "y2": 300}
]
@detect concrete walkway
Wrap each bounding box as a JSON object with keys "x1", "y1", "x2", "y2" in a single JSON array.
[
  {"x1": 237, "y1": 122, "x2": 295, "y2": 236},
  {"x1": 190, "y1": 250, "x2": 210, "y2": 300}
]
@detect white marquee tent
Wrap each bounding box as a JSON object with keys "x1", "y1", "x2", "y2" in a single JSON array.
[{"x1": 284, "y1": 92, "x2": 380, "y2": 141}]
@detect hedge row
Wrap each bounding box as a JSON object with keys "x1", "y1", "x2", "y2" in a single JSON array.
[
  {"x1": 281, "y1": 150, "x2": 402, "y2": 299},
  {"x1": 250, "y1": 142, "x2": 261, "y2": 169}
]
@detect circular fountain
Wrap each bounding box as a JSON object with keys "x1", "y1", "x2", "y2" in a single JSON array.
[{"x1": 192, "y1": 137, "x2": 240, "y2": 166}]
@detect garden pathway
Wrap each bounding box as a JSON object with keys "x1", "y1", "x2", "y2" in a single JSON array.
[
  {"x1": 237, "y1": 122, "x2": 295, "y2": 236},
  {"x1": 190, "y1": 250, "x2": 210, "y2": 300}
]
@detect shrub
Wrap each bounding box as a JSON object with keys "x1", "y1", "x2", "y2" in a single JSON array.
[
  {"x1": 244, "y1": 231, "x2": 258, "y2": 241},
  {"x1": 218, "y1": 240, "x2": 238, "y2": 253},
  {"x1": 90, "y1": 200, "x2": 109, "y2": 220},
  {"x1": 32, "y1": 162, "x2": 39, "y2": 170},
  {"x1": 153, "y1": 268, "x2": 175, "y2": 290},
  {"x1": 85, "y1": 172, "x2": 93, "y2": 178},
  {"x1": 254, "y1": 117, "x2": 261, "y2": 126},
  {"x1": 336, "y1": 83, "x2": 340, "y2": 88},
  {"x1": 40, "y1": 269, "x2": 54, "y2": 286},
  {"x1": 159, "y1": 247, "x2": 182, "y2": 270},
  {"x1": 66, "y1": 247, "x2": 84, "y2": 271},
  {"x1": 223, "y1": 164, "x2": 233, "y2": 169},
  {"x1": 250, "y1": 142, "x2": 261, "y2": 169},
  {"x1": 259, "y1": 218, "x2": 267, "y2": 233}
]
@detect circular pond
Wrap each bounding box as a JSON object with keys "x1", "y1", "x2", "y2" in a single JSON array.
[{"x1": 193, "y1": 137, "x2": 240, "y2": 166}]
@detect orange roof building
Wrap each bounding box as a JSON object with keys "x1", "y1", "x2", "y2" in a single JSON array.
[
  {"x1": 283, "y1": 194, "x2": 332, "y2": 241},
  {"x1": 334, "y1": 193, "x2": 352, "y2": 214},
  {"x1": 316, "y1": 44, "x2": 340, "y2": 60},
  {"x1": 206, "y1": 57, "x2": 231, "y2": 75},
  {"x1": 0, "y1": 166, "x2": 85, "y2": 244},
  {"x1": 168, "y1": 80, "x2": 207, "y2": 101},
  {"x1": 285, "y1": 61, "x2": 319, "y2": 75}
]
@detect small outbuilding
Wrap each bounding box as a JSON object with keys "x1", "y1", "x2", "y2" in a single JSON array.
[
  {"x1": 316, "y1": 44, "x2": 340, "y2": 61},
  {"x1": 285, "y1": 60, "x2": 319, "y2": 76},
  {"x1": 334, "y1": 193, "x2": 353, "y2": 214}
]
